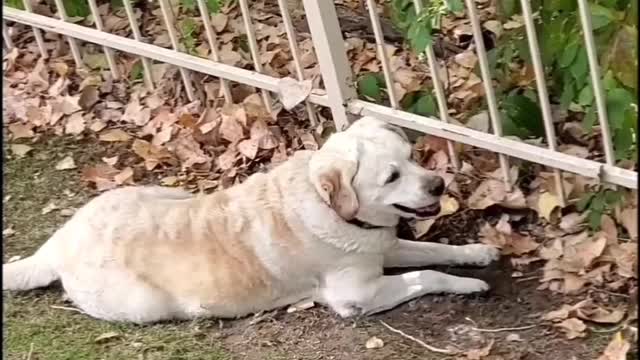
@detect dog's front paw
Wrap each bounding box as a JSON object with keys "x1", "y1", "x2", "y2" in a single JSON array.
[
  {"x1": 462, "y1": 244, "x2": 500, "y2": 266},
  {"x1": 454, "y1": 277, "x2": 490, "y2": 294}
]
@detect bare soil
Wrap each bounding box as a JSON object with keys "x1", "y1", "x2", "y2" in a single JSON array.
[{"x1": 3, "y1": 135, "x2": 630, "y2": 360}]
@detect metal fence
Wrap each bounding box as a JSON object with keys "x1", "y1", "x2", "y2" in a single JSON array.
[{"x1": 3, "y1": 0, "x2": 637, "y2": 198}]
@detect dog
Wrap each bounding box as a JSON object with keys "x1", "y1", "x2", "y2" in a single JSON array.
[{"x1": 3, "y1": 116, "x2": 499, "y2": 323}]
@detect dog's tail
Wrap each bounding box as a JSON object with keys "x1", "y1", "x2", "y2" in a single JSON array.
[{"x1": 3, "y1": 233, "x2": 60, "y2": 291}]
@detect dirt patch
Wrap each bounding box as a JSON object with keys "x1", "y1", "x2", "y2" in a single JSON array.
[{"x1": 2, "y1": 136, "x2": 631, "y2": 360}]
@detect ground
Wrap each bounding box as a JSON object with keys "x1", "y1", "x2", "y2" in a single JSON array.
[{"x1": 3, "y1": 135, "x2": 627, "y2": 360}]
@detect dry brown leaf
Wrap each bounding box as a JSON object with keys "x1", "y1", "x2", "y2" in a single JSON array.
[
  {"x1": 468, "y1": 179, "x2": 527, "y2": 210},
  {"x1": 55, "y1": 156, "x2": 77, "y2": 170},
  {"x1": 619, "y1": 206, "x2": 638, "y2": 241},
  {"x1": 555, "y1": 318, "x2": 587, "y2": 339},
  {"x1": 237, "y1": 138, "x2": 260, "y2": 160},
  {"x1": 365, "y1": 336, "x2": 384, "y2": 349},
  {"x1": 414, "y1": 195, "x2": 459, "y2": 237},
  {"x1": 277, "y1": 77, "x2": 312, "y2": 110},
  {"x1": 217, "y1": 146, "x2": 239, "y2": 171},
  {"x1": 465, "y1": 339, "x2": 494, "y2": 360},
  {"x1": 560, "y1": 233, "x2": 607, "y2": 273},
  {"x1": 102, "y1": 156, "x2": 119, "y2": 166},
  {"x1": 61, "y1": 95, "x2": 82, "y2": 115},
  {"x1": 167, "y1": 135, "x2": 210, "y2": 170},
  {"x1": 79, "y1": 86, "x2": 100, "y2": 110},
  {"x1": 598, "y1": 332, "x2": 631, "y2": 360},
  {"x1": 65, "y1": 112, "x2": 86, "y2": 135},
  {"x1": 601, "y1": 214, "x2": 618, "y2": 244},
  {"x1": 539, "y1": 238, "x2": 564, "y2": 260},
  {"x1": 131, "y1": 139, "x2": 175, "y2": 171},
  {"x1": 608, "y1": 243, "x2": 637, "y2": 278},
  {"x1": 220, "y1": 115, "x2": 244, "y2": 143},
  {"x1": 99, "y1": 129, "x2": 132, "y2": 142},
  {"x1": 8, "y1": 123, "x2": 35, "y2": 139},
  {"x1": 559, "y1": 213, "x2": 587, "y2": 234},
  {"x1": 113, "y1": 167, "x2": 134, "y2": 185},
  {"x1": 10, "y1": 144, "x2": 33, "y2": 158},
  {"x1": 81, "y1": 164, "x2": 120, "y2": 191},
  {"x1": 538, "y1": 192, "x2": 562, "y2": 222},
  {"x1": 577, "y1": 304, "x2": 626, "y2": 324}
]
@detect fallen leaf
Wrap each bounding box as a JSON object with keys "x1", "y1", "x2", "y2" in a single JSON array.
[
  {"x1": 102, "y1": 156, "x2": 119, "y2": 166},
  {"x1": 113, "y1": 167, "x2": 134, "y2": 185},
  {"x1": 598, "y1": 332, "x2": 631, "y2": 360},
  {"x1": 465, "y1": 339, "x2": 494, "y2": 360},
  {"x1": 220, "y1": 115, "x2": 244, "y2": 143},
  {"x1": 10, "y1": 144, "x2": 33, "y2": 158},
  {"x1": 505, "y1": 333, "x2": 522, "y2": 342},
  {"x1": 55, "y1": 156, "x2": 77, "y2": 170},
  {"x1": 555, "y1": 318, "x2": 587, "y2": 339},
  {"x1": 237, "y1": 138, "x2": 260, "y2": 159},
  {"x1": 608, "y1": 243, "x2": 637, "y2": 278},
  {"x1": 8, "y1": 123, "x2": 35, "y2": 139},
  {"x1": 468, "y1": 179, "x2": 527, "y2": 210},
  {"x1": 365, "y1": 336, "x2": 384, "y2": 349},
  {"x1": 559, "y1": 213, "x2": 587, "y2": 234},
  {"x1": 286, "y1": 299, "x2": 315, "y2": 313},
  {"x1": 94, "y1": 331, "x2": 121, "y2": 343},
  {"x1": 99, "y1": 129, "x2": 132, "y2": 142},
  {"x1": 3, "y1": 227, "x2": 16, "y2": 237},
  {"x1": 79, "y1": 86, "x2": 100, "y2": 109},
  {"x1": 65, "y1": 112, "x2": 86, "y2": 135},
  {"x1": 278, "y1": 78, "x2": 313, "y2": 110},
  {"x1": 619, "y1": 206, "x2": 638, "y2": 241},
  {"x1": 538, "y1": 192, "x2": 562, "y2": 222},
  {"x1": 414, "y1": 195, "x2": 459, "y2": 237},
  {"x1": 131, "y1": 139, "x2": 175, "y2": 171},
  {"x1": 577, "y1": 304, "x2": 626, "y2": 324},
  {"x1": 41, "y1": 202, "x2": 59, "y2": 215},
  {"x1": 560, "y1": 233, "x2": 607, "y2": 273}
]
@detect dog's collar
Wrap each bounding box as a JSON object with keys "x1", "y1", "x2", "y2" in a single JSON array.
[{"x1": 346, "y1": 217, "x2": 388, "y2": 230}]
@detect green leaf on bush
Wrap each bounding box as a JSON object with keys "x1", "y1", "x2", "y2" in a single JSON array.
[
  {"x1": 63, "y1": 0, "x2": 90, "y2": 18},
  {"x1": 559, "y1": 41, "x2": 579, "y2": 68},
  {"x1": 570, "y1": 49, "x2": 589, "y2": 83},
  {"x1": 502, "y1": 94, "x2": 545, "y2": 138},
  {"x1": 445, "y1": 0, "x2": 463, "y2": 12},
  {"x1": 577, "y1": 84, "x2": 594, "y2": 106},
  {"x1": 357, "y1": 74, "x2": 383, "y2": 102},
  {"x1": 5, "y1": 0, "x2": 25, "y2": 10},
  {"x1": 582, "y1": 106, "x2": 597, "y2": 131},
  {"x1": 606, "y1": 87, "x2": 635, "y2": 130},
  {"x1": 577, "y1": 193, "x2": 594, "y2": 211},
  {"x1": 408, "y1": 20, "x2": 432, "y2": 53},
  {"x1": 408, "y1": 93, "x2": 438, "y2": 117},
  {"x1": 590, "y1": 3, "x2": 615, "y2": 30}
]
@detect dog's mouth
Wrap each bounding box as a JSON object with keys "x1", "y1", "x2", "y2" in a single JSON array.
[{"x1": 392, "y1": 202, "x2": 441, "y2": 218}]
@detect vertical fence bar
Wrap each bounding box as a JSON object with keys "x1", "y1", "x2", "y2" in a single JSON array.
[
  {"x1": 238, "y1": 0, "x2": 273, "y2": 115},
  {"x1": 277, "y1": 0, "x2": 318, "y2": 126},
  {"x1": 464, "y1": 0, "x2": 510, "y2": 187},
  {"x1": 86, "y1": 0, "x2": 119, "y2": 78},
  {"x1": 122, "y1": 0, "x2": 154, "y2": 90},
  {"x1": 158, "y1": 0, "x2": 195, "y2": 101},
  {"x1": 52, "y1": 0, "x2": 83, "y2": 68},
  {"x1": 21, "y1": 0, "x2": 47, "y2": 58},
  {"x1": 411, "y1": 0, "x2": 460, "y2": 170},
  {"x1": 301, "y1": 0, "x2": 356, "y2": 131},
  {"x1": 577, "y1": 0, "x2": 616, "y2": 166},
  {"x1": 3, "y1": 21, "x2": 13, "y2": 50},
  {"x1": 520, "y1": 0, "x2": 566, "y2": 205},
  {"x1": 196, "y1": 0, "x2": 232, "y2": 103},
  {"x1": 364, "y1": 0, "x2": 399, "y2": 109}
]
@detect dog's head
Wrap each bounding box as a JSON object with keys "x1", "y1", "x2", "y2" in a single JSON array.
[{"x1": 309, "y1": 116, "x2": 444, "y2": 227}]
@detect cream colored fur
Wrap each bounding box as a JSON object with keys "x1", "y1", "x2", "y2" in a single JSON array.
[{"x1": 3, "y1": 117, "x2": 499, "y2": 323}]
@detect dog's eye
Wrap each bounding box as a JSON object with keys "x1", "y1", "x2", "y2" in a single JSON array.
[{"x1": 385, "y1": 171, "x2": 400, "y2": 184}]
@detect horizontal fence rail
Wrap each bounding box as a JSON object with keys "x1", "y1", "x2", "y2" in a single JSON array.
[{"x1": 3, "y1": 1, "x2": 637, "y2": 191}]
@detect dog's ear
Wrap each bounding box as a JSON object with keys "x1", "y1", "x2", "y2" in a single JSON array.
[{"x1": 309, "y1": 154, "x2": 359, "y2": 220}]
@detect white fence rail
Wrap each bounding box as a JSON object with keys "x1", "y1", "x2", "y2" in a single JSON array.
[{"x1": 3, "y1": 1, "x2": 637, "y2": 193}]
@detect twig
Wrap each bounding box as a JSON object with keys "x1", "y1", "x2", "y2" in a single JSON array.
[
  {"x1": 515, "y1": 275, "x2": 540, "y2": 283},
  {"x1": 379, "y1": 320, "x2": 460, "y2": 355},
  {"x1": 50, "y1": 305, "x2": 86, "y2": 314},
  {"x1": 470, "y1": 324, "x2": 537, "y2": 333},
  {"x1": 25, "y1": 343, "x2": 34, "y2": 360},
  {"x1": 590, "y1": 288, "x2": 630, "y2": 299}
]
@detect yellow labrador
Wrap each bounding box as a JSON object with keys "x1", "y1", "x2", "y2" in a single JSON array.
[{"x1": 3, "y1": 117, "x2": 499, "y2": 323}]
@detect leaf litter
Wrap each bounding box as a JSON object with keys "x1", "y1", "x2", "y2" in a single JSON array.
[{"x1": 3, "y1": 0, "x2": 637, "y2": 353}]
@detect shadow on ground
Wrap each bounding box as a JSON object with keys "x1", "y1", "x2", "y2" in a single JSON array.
[{"x1": 3, "y1": 136, "x2": 618, "y2": 360}]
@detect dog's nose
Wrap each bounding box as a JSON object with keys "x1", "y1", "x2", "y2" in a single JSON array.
[{"x1": 425, "y1": 176, "x2": 445, "y2": 196}]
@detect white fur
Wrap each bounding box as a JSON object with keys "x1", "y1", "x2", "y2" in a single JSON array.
[{"x1": 3, "y1": 116, "x2": 499, "y2": 323}]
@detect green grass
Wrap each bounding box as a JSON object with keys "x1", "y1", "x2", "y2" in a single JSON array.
[{"x1": 2, "y1": 136, "x2": 232, "y2": 360}]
